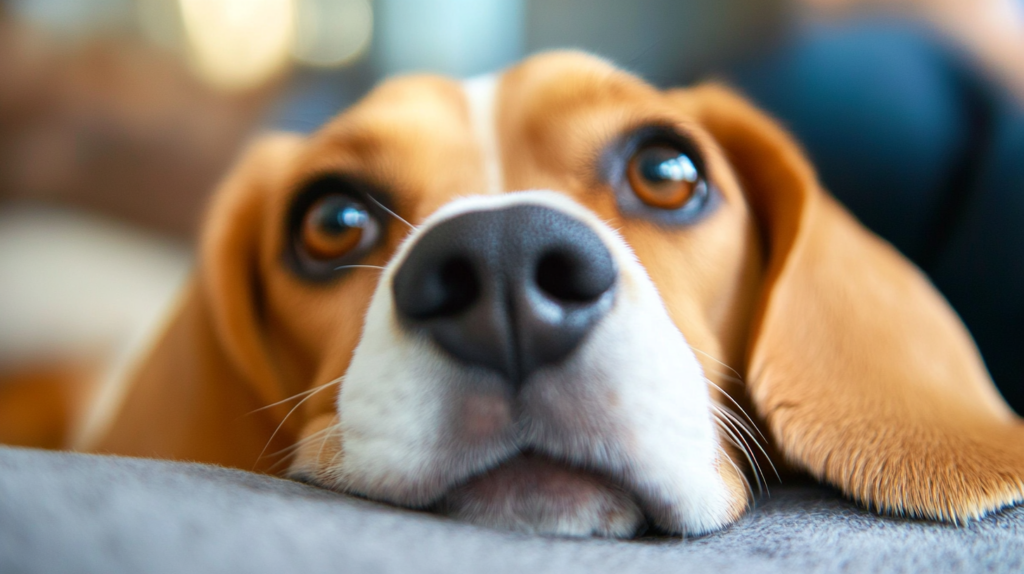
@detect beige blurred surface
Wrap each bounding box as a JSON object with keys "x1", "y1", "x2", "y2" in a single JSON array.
[{"x1": 0, "y1": 205, "x2": 192, "y2": 368}]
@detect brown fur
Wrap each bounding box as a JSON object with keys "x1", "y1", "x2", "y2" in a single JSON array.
[{"x1": 0, "y1": 362, "x2": 93, "y2": 448}]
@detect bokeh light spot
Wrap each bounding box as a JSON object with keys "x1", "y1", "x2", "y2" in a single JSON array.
[
  {"x1": 178, "y1": 0, "x2": 295, "y2": 91},
  {"x1": 291, "y1": 0, "x2": 373, "y2": 68}
]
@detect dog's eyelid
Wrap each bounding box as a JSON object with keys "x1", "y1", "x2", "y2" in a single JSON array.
[
  {"x1": 600, "y1": 123, "x2": 711, "y2": 181},
  {"x1": 619, "y1": 118, "x2": 703, "y2": 144},
  {"x1": 283, "y1": 173, "x2": 396, "y2": 282},
  {"x1": 293, "y1": 171, "x2": 413, "y2": 233},
  {"x1": 628, "y1": 123, "x2": 706, "y2": 161},
  {"x1": 292, "y1": 171, "x2": 397, "y2": 208}
]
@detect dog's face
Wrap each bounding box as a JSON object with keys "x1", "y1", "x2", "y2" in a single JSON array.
[
  {"x1": 97, "y1": 51, "x2": 1024, "y2": 539},
  {"x1": 256, "y1": 53, "x2": 761, "y2": 536}
]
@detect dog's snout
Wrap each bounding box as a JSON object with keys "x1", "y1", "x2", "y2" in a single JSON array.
[{"x1": 393, "y1": 204, "x2": 616, "y2": 384}]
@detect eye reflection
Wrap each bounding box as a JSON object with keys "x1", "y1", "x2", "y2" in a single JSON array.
[
  {"x1": 339, "y1": 206, "x2": 369, "y2": 227},
  {"x1": 301, "y1": 195, "x2": 374, "y2": 260}
]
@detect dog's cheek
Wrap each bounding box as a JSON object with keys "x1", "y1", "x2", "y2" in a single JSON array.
[{"x1": 263, "y1": 269, "x2": 379, "y2": 372}]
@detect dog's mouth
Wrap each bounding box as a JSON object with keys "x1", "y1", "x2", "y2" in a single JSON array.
[{"x1": 430, "y1": 450, "x2": 648, "y2": 538}]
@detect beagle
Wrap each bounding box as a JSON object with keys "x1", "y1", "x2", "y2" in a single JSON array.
[{"x1": 7, "y1": 51, "x2": 1024, "y2": 538}]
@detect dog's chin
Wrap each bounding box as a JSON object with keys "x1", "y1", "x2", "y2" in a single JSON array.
[{"x1": 434, "y1": 452, "x2": 645, "y2": 538}]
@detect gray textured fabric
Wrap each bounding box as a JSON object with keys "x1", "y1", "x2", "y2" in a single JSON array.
[{"x1": 1, "y1": 446, "x2": 1022, "y2": 574}]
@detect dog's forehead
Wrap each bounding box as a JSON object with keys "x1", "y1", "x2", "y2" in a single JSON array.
[
  {"x1": 300, "y1": 52, "x2": 671, "y2": 220},
  {"x1": 326, "y1": 51, "x2": 651, "y2": 134},
  {"x1": 303, "y1": 74, "x2": 481, "y2": 213},
  {"x1": 496, "y1": 52, "x2": 671, "y2": 192},
  {"x1": 497, "y1": 51, "x2": 663, "y2": 121}
]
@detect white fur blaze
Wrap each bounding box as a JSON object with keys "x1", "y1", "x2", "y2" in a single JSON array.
[{"x1": 461, "y1": 74, "x2": 504, "y2": 195}]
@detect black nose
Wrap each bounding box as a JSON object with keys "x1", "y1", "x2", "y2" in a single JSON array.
[{"x1": 392, "y1": 204, "x2": 617, "y2": 384}]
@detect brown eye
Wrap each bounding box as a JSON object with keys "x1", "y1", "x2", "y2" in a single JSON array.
[
  {"x1": 286, "y1": 175, "x2": 386, "y2": 281},
  {"x1": 627, "y1": 145, "x2": 706, "y2": 210},
  {"x1": 301, "y1": 195, "x2": 374, "y2": 260}
]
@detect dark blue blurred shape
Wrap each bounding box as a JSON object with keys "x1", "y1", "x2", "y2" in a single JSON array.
[{"x1": 731, "y1": 21, "x2": 1024, "y2": 413}]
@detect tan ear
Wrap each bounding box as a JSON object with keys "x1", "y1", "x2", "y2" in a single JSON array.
[
  {"x1": 87, "y1": 134, "x2": 304, "y2": 470},
  {"x1": 681, "y1": 84, "x2": 1024, "y2": 522}
]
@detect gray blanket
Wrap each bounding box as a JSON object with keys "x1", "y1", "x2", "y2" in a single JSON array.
[{"x1": 1, "y1": 446, "x2": 1022, "y2": 574}]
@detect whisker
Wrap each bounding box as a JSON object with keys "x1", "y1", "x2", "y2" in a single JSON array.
[
  {"x1": 260, "y1": 417, "x2": 338, "y2": 476},
  {"x1": 264, "y1": 456, "x2": 298, "y2": 474},
  {"x1": 264, "y1": 421, "x2": 337, "y2": 475},
  {"x1": 265, "y1": 441, "x2": 315, "y2": 474},
  {"x1": 326, "y1": 440, "x2": 346, "y2": 473},
  {"x1": 266, "y1": 449, "x2": 307, "y2": 475},
  {"x1": 703, "y1": 369, "x2": 746, "y2": 386},
  {"x1": 314, "y1": 422, "x2": 342, "y2": 467},
  {"x1": 334, "y1": 264, "x2": 386, "y2": 272},
  {"x1": 716, "y1": 431, "x2": 757, "y2": 495},
  {"x1": 704, "y1": 378, "x2": 770, "y2": 447},
  {"x1": 264, "y1": 421, "x2": 338, "y2": 461},
  {"x1": 714, "y1": 405, "x2": 778, "y2": 493},
  {"x1": 691, "y1": 346, "x2": 743, "y2": 381},
  {"x1": 245, "y1": 378, "x2": 342, "y2": 417},
  {"x1": 365, "y1": 194, "x2": 416, "y2": 231},
  {"x1": 253, "y1": 377, "x2": 342, "y2": 470},
  {"x1": 713, "y1": 403, "x2": 778, "y2": 481},
  {"x1": 713, "y1": 411, "x2": 764, "y2": 496},
  {"x1": 267, "y1": 421, "x2": 342, "y2": 476},
  {"x1": 715, "y1": 412, "x2": 767, "y2": 496},
  {"x1": 717, "y1": 443, "x2": 753, "y2": 501},
  {"x1": 714, "y1": 403, "x2": 762, "y2": 445}
]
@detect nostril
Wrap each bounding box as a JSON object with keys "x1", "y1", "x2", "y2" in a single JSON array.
[
  {"x1": 404, "y1": 256, "x2": 480, "y2": 320},
  {"x1": 434, "y1": 257, "x2": 480, "y2": 316},
  {"x1": 535, "y1": 251, "x2": 612, "y2": 303}
]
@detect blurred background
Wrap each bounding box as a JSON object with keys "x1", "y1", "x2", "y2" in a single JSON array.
[{"x1": 1, "y1": 0, "x2": 1022, "y2": 428}]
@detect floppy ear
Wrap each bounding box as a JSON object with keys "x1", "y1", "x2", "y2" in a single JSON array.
[
  {"x1": 83, "y1": 134, "x2": 304, "y2": 470},
  {"x1": 680, "y1": 84, "x2": 1024, "y2": 522}
]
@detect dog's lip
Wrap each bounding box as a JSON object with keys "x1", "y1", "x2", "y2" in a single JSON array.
[
  {"x1": 442, "y1": 448, "x2": 628, "y2": 495},
  {"x1": 428, "y1": 448, "x2": 654, "y2": 534}
]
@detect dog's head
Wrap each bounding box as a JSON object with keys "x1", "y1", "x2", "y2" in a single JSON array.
[{"x1": 97, "y1": 52, "x2": 1024, "y2": 538}]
